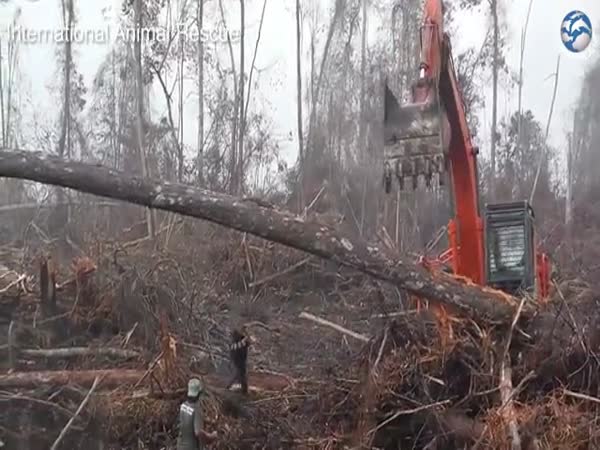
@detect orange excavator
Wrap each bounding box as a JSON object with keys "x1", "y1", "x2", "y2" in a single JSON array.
[{"x1": 383, "y1": 0, "x2": 550, "y2": 301}]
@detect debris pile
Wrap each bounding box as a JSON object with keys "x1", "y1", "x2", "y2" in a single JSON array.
[{"x1": 1, "y1": 222, "x2": 600, "y2": 449}]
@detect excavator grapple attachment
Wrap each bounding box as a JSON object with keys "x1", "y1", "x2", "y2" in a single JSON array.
[{"x1": 383, "y1": 82, "x2": 449, "y2": 193}]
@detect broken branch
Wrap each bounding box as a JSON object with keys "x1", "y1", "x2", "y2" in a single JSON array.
[
  {"x1": 299, "y1": 311, "x2": 370, "y2": 343},
  {"x1": 49, "y1": 375, "x2": 101, "y2": 450}
]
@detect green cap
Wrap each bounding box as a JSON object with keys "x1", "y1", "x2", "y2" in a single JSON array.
[{"x1": 187, "y1": 378, "x2": 203, "y2": 397}]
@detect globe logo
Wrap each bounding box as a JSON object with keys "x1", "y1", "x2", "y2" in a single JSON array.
[{"x1": 560, "y1": 10, "x2": 592, "y2": 53}]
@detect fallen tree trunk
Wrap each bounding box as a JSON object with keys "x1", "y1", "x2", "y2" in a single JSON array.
[
  {"x1": 0, "y1": 369, "x2": 145, "y2": 389},
  {"x1": 12, "y1": 347, "x2": 140, "y2": 360},
  {"x1": 0, "y1": 150, "x2": 523, "y2": 325}
]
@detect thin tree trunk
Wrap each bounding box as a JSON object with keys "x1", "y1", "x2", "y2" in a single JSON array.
[
  {"x1": 490, "y1": 0, "x2": 499, "y2": 198},
  {"x1": 57, "y1": 0, "x2": 72, "y2": 159},
  {"x1": 295, "y1": 0, "x2": 304, "y2": 211},
  {"x1": 0, "y1": 41, "x2": 5, "y2": 148},
  {"x1": 306, "y1": 0, "x2": 345, "y2": 162},
  {"x1": 111, "y1": 49, "x2": 117, "y2": 169},
  {"x1": 134, "y1": 0, "x2": 156, "y2": 238},
  {"x1": 197, "y1": 0, "x2": 204, "y2": 185},
  {"x1": 565, "y1": 130, "x2": 573, "y2": 238},
  {"x1": 310, "y1": 27, "x2": 315, "y2": 110},
  {"x1": 358, "y1": 0, "x2": 367, "y2": 155},
  {"x1": 529, "y1": 55, "x2": 560, "y2": 205},
  {"x1": 358, "y1": 0, "x2": 369, "y2": 235},
  {"x1": 242, "y1": 0, "x2": 267, "y2": 127},
  {"x1": 178, "y1": 0, "x2": 186, "y2": 182},
  {"x1": 218, "y1": 0, "x2": 239, "y2": 194},
  {"x1": 5, "y1": 15, "x2": 18, "y2": 150},
  {"x1": 150, "y1": 63, "x2": 186, "y2": 176},
  {"x1": 516, "y1": 0, "x2": 534, "y2": 153},
  {"x1": 237, "y1": 0, "x2": 245, "y2": 194},
  {"x1": 53, "y1": 0, "x2": 73, "y2": 230}
]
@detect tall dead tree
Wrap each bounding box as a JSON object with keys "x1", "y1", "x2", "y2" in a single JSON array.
[
  {"x1": 218, "y1": 0, "x2": 239, "y2": 194},
  {"x1": 237, "y1": 0, "x2": 245, "y2": 194},
  {"x1": 566, "y1": 128, "x2": 573, "y2": 239},
  {"x1": 197, "y1": 0, "x2": 204, "y2": 185},
  {"x1": 134, "y1": 0, "x2": 156, "y2": 238},
  {"x1": 358, "y1": 0, "x2": 367, "y2": 155},
  {"x1": 178, "y1": 0, "x2": 187, "y2": 182},
  {"x1": 296, "y1": 0, "x2": 304, "y2": 210},
  {"x1": 58, "y1": 0, "x2": 73, "y2": 160},
  {"x1": 50, "y1": 0, "x2": 75, "y2": 233},
  {"x1": 306, "y1": 0, "x2": 345, "y2": 163},
  {"x1": 0, "y1": 7, "x2": 20, "y2": 149},
  {"x1": 490, "y1": 0, "x2": 499, "y2": 198}
]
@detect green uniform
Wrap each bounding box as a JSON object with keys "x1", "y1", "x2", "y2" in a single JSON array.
[{"x1": 176, "y1": 399, "x2": 203, "y2": 450}]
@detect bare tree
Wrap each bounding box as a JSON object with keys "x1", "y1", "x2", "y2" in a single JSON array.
[
  {"x1": 529, "y1": 56, "x2": 560, "y2": 205},
  {"x1": 490, "y1": 0, "x2": 499, "y2": 198},
  {"x1": 565, "y1": 126, "x2": 573, "y2": 237},
  {"x1": 177, "y1": 0, "x2": 189, "y2": 182},
  {"x1": 236, "y1": 0, "x2": 245, "y2": 194},
  {"x1": 516, "y1": 0, "x2": 534, "y2": 151},
  {"x1": 134, "y1": 0, "x2": 156, "y2": 238},
  {"x1": 0, "y1": 7, "x2": 21, "y2": 149},
  {"x1": 358, "y1": 0, "x2": 367, "y2": 155},
  {"x1": 306, "y1": 0, "x2": 345, "y2": 163},
  {"x1": 58, "y1": 0, "x2": 73, "y2": 159},
  {"x1": 295, "y1": 0, "x2": 304, "y2": 209},
  {"x1": 197, "y1": 0, "x2": 204, "y2": 185},
  {"x1": 218, "y1": 0, "x2": 239, "y2": 194}
]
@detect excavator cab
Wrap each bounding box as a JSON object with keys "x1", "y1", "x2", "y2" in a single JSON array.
[{"x1": 484, "y1": 201, "x2": 536, "y2": 296}]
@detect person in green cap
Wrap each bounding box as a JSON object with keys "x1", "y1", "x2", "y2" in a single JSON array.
[{"x1": 176, "y1": 378, "x2": 216, "y2": 450}]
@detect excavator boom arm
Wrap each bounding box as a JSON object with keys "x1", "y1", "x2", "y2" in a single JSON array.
[
  {"x1": 438, "y1": 36, "x2": 485, "y2": 284},
  {"x1": 384, "y1": 0, "x2": 550, "y2": 300},
  {"x1": 383, "y1": 0, "x2": 485, "y2": 284}
]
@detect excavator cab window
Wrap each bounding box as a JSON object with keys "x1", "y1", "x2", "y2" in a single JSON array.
[{"x1": 484, "y1": 201, "x2": 536, "y2": 296}]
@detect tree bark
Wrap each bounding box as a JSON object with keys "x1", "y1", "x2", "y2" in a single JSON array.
[
  {"x1": 0, "y1": 149, "x2": 523, "y2": 325},
  {"x1": 0, "y1": 369, "x2": 144, "y2": 389}
]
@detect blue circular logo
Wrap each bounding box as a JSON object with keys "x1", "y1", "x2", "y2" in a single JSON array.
[{"x1": 561, "y1": 10, "x2": 592, "y2": 53}]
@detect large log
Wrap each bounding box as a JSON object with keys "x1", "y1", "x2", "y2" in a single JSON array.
[
  {"x1": 0, "y1": 150, "x2": 523, "y2": 325},
  {"x1": 14, "y1": 347, "x2": 140, "y2": 360},
  {"x1": 0, "y1": 369, "x2": 145, "y2": 389}
]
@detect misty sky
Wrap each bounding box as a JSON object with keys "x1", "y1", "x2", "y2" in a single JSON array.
[{"x1": 0, "y1": 0, "x2": 598, "y2": 173}]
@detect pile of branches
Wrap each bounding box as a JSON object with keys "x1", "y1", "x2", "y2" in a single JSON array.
[
  {"x1": 317, "y1": 279, "x2": 600, "y2": 449},
  {"x1": 0, "y1": 225, "x2": 377, "y2": 449}
]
